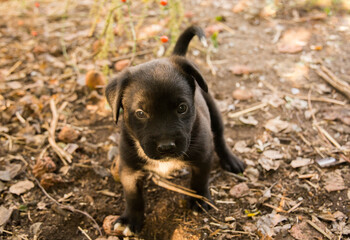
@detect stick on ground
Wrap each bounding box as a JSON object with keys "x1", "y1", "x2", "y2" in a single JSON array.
[
  {"x1": 316, "y1": 66, "x2": 350, "y2": 100},
  {"x1": 49, "y1": 99, "x2": 72, "y2": 165},
  {"x1": 34, "y1": 178, "x2": 102, "y2": 236},
  {"x1": 151, "y1": 174, "x2": 218, "y2": 211}
]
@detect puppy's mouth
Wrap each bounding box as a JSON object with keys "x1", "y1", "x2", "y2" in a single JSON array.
[
  {"x1": 150, "y1": 152, "x2": 183, "y2": 161},
  {"x1": 136, "y1": 142, "x2": 185, "y2": 161}
]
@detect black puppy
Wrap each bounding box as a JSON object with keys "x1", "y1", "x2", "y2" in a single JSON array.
[{"x1": 105, "y1": 26, "x2": 245, "y2": 236}]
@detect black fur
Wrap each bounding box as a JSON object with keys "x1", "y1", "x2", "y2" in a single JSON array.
[{"x1": 105, "y1": 26, "x2": 245, "y2": 235}]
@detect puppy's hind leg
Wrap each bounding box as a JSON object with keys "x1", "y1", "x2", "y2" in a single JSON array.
[{"x1": 202, "y1": 91, "x2": 246, "y2": 173}]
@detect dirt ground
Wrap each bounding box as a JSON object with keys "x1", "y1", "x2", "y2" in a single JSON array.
[{"x1": 0, "y1": 0, "x2": 350, "y2": 239}]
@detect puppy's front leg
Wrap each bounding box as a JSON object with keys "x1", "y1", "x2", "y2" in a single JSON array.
[
  {"x1": 114, "y1": 166, "x2": 144, "y2": 235},
  {"x1": 189, "y1": 160, "x2": 212, "y2": 211}
]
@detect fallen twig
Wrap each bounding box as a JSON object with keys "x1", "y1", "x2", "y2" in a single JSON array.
[
  {"x1": 287, "y1": 200, "x2": 303, "y2": 213},
  {"x1": 0, "y1": 133, "x2": 13, "y2": 151},
  {"x1": 224, "y1": 171, "x2": 248, "y2": 181},
  {"x1": 287, "y1": 94, "x2": 345, "y2": 105},
  {"x1": 48, "y1": 99, "x2": 72, "y2": 165},
  {"x1": 218, "y1": 22, "x2": 236, "y2": 35},
  {"x1": 317, "y1": 127, "x2": 341, "y2": 149},
  {"x1": 110, "y1": 49, "x2": 153, "y2": 62},
  {"x1": 316, "y1": 65, "x2": 350, "y2": 100},
  {"x1": 206, "y1": 45, "x2": 216, "y2": 76},
  {"x1": 195, "y1": 202, "x2": 221, "y2": 223},
  {"x1": 227, "y1": 103, "x2": 267, "y2": 119},
  {"x1": 151, "y1": 174, "x2": 218, "y2": 211},
  {"x1": 220, "y1": 229, "x2": 252, "y2": 235},
  {"x1": 6, "y1": 60, "x2": 22, "y2": 76},
  {"x1": 307, "y1": 220, "x2": 333, "y2": 240},
  {"x1": 126, "y1": 1, "x2": 137, "y2": 65},
  {"x1": 34, "y1": 178, "x2": 102, "y2": 236},
  {"x1": 262, "y1": 203, "x2": 287, "y2": 213},
  {"x1": 260, "y1": 77, "x2": 345, "y2": 105},
  {"x1": 297, "y1": 133, "x2": 312, "y2": 147},
  {"x1": 78, "y1": 226, "x2": 93, "y2": 240},
  {"x1": 307, "y1": 90, "x2": 344, "y2": 154},
  {"x1": 15, "y1": 111, "x2": 26, "y2": 124},
  {"x1": 293, "y1": 12, "x2": 327, "y2": 23}
]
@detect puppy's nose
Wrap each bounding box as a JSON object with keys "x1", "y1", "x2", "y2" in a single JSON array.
[{"x1": 157, "y1": 141, "x2": 176, "y2": 153}]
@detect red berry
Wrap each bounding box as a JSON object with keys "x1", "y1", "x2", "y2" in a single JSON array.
[
  {"x1": 160, "y1": 0, "x2": 167, "y2": 6},
  {"x1": 121, "y1": 0, "x2": 126, "y2": 2},
  {"x1": 31, "y1": 30, "x2": 38, "y2": 37},
  {"x1": 34, "y1": 2, "x2": 40, "y2": 7},
  {"x1": 160, "y1": 35, "x2": 169, "y2": 43}
]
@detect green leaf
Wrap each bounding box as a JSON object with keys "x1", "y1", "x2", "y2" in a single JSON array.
[
  {"x1": 211, "y1": 32, "x2": 219, "y2": 48},
  {"x1": 18, "y1": 205, "x2": 28, "y2": 212}
]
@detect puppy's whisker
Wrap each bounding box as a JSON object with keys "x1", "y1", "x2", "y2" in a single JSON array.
[{"x1": 181, "y1": 151, "x2": 189, "y2": 158}]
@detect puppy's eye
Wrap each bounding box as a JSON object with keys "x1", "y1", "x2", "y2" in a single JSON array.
[
  {"x1": 177, "y1": 103, "x2": 188, "y2": 114},
  {"x1": 135, "y1": 110, "x2": 147, "y2": 119}
]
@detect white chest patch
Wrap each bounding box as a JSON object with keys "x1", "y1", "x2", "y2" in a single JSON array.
[{"x1": 144, "y1": 159, "x2": 187, "y2": 178}]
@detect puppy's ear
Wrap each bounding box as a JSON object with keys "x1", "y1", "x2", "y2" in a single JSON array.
[
  {"x1": 105, "y1": 71, "x2": 130, "y2": 124},
  {"x1": 172, "y1": 56, "x2": 208, "y2": 93}
]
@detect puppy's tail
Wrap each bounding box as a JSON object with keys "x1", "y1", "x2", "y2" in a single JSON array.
[{"x1": 172, "y1": 26, "x2": 207, "y2": 56}]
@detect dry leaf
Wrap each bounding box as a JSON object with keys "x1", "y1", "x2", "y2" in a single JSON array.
[
  {"x1": 291, "y1": 157, "x2": 313, "y2": 168},
  {"x1": 229, "y1": 65, "x2": 253, "y2": 75},
  {"x1": 0, "y1": 163, "x2": 22, "y2": 181},
  {"x1": 244, "y1": 167, "x2": 259, "y2": 182},
  {"x1": 232, "y1": 0, "x2": 249, "y2": 13},
  {"x1": 262, "y1": 94, "x2": 285, "y2": 108},
  {"x1": 257, "y1": 212, "x2": 287, "y2": 237},
  {"x1": 9, "y1": 180, "x2": 35, "y2": 195},
  {"x1": 333, "y1": 211, "x2": 347, "y2": 221},
  {"x1": 277, "y1": 28, "x2": 311, "y2": 53},
  {"x1": 289, "y1": 221, "x2": 322, "y2": 240},
  {"x1": 85, "y1": 70, "x2": 105, "y2": 89},
  {"x1": 40, "y1": 173, "x2": 63, "y2": 189},
  {"x1": 6, "y1": 81, "x2": 22, "y2": 90},
  {"x1": 138, "y1": 24, "x2": 163, "y2": 39},
  {"x1": 103, "y1": 215, "x2": 120, "y2": 236},
  {"x1": 258, "y1": 158, "x2": 281, "y2": 171},
  {"x1": 92, "y1": 39, "x2": 104, "y2": 53},
  {"x1": 232, "y1": 88, "x2": 253, "y2": 100},
  {"x1": 234, "y1": 140, "x2": 251, "y2": 153},
  {"x1": 114, "y1": 59, "x2": 130, "y2": 72},
  {"x1": 171, "y1": 225, "x2": 200, "y2": 240},
  {"x1": 205, "y1": 24, "x2": 225, "y2": 35},
  {"x1": 58, "y1": 126, "x2": 80, "y2": 143},
  {"x1": 92, "y1": 164, "x2": 110, "y2": 178},
  {"x1": 322, "y1": 108, "x2": 350, "y2": 126},
  {"x1": 0, "y1": 206, "x2": 13, "y2": 226},
  {"x1": 64, "y1": 143, "x2": 79, "y2": 154},
  {"x1": 265, "y1": 117, "x2": 290, "y2": 133},
  {"x1": 323, "y1": 170, "x2": 346, "y2": 192},
  {"x1": 239, "y1": 115, "x2": 258, "y2": 125},
  {"x1": 32, "y1": 156, "x2": 57, "y2": 179},
  {"x1": 277, "y1": 62, "x2": 309, "y2": 87},
  {"x1": 229, "y1": 182, "x2": 249, "y2": 198},
  {"x1": 318, "y1": 211, "x2": 335, "y2": 222},
  {"x1": 263, "y1": 150, "x2": 283, "y2": 160}
]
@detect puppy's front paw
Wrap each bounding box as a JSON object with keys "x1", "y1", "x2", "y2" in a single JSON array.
[
  {"x1": 220, "y1": 152, "x2": 246, "y2": 173},
  {"x1": 114, "y1": 222, "x2": 134, "y2": 237},
  {"x1": 111, "y1": 215, "x2": 144, "y2": 236}
]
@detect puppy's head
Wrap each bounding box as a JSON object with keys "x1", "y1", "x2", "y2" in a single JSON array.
[{"x1": 105, "y1": 56, "x2": 208, "y2": 160}]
